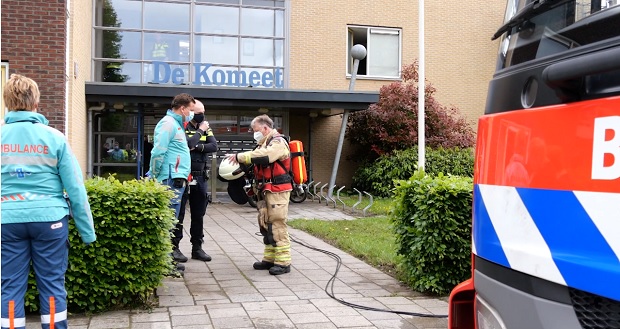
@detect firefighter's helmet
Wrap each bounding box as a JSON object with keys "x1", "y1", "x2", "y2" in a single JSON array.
[{"x1": 218, "y1": 158, "x2": 245, "y2": 181}]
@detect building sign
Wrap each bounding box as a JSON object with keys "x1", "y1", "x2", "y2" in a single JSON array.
[{"x1": 152, "y1": 62, "x2": 284, "y2": 88}]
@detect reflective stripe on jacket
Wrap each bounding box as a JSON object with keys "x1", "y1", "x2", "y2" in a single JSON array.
[
  {"x1": 238, "y1": 130, "x2": 292, "y2": 193},
  {"x1": 0, "y1": 111, "x2": 96, "y2": 243}
]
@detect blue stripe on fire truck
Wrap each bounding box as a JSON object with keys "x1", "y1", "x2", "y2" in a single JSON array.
[
  {"x1": 474, "y1": 184, "x2": 620, "y2": 302},
  {"x1": 473, "y1": 185, "x2": 510, "y2": 268}
]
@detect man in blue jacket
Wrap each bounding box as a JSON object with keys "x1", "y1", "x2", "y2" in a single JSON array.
[
  {"x1": 1, "y1": 74, "x2": 97, "y2": 329},
  {"x1": 173, "y1": 100, "x2": 217, "y2": 263},
  {"x1": 150, "y1": 93, "x2": 195, "y2": 274}
]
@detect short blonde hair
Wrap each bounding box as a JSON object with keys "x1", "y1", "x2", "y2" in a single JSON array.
[{"x1": 3, "y1": 74, "x2": 40, "y2": 111}]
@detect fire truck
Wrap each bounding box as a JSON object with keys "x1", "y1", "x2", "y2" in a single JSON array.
[{"x1": 449, "y1": 1, "x2": 620, "y2": 328}]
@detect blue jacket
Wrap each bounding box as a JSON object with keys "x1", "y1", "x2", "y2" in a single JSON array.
[
  {"x1": 150, "y1": 110, "x2": 191, "y2": 182},
  {"x1": 1, "y1": 111, "x2": 96, "y2": 243}
]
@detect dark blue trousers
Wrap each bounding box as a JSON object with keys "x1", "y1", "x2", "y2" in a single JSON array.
[{"x1": 1, "y1": 216, "x2": 69, "y2": 329}]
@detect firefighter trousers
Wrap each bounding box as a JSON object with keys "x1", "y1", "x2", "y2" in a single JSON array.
[
  {"x1": 259, "y1": 191, "x2": 291, "y2": 267},
  {"x1": 1, "y1": 216, "x2": 69, "y2": 329}
]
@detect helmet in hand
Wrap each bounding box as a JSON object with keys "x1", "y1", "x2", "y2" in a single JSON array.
[{"x1": 218, "y1": 158, "x2": 245, "y2": 181}]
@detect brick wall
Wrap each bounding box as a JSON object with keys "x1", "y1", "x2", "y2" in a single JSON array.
[
  {"x1": 1, "y1": 0, "x2": 67, "y2": 132},
  {"x1": 289, "y1": 0, "x2": 505, "y2": 183}
]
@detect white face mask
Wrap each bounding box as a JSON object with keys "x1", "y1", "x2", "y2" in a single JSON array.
[
  {"x1": 185, "y1": 111, "x2": 194, "y2": 123},
  {"x1": 253, "y1": 131, "x2": 264, "y2": 142}
]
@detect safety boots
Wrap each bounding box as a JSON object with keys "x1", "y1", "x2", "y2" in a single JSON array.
[
  {"x1": 191, "y1": 245, "x2": 212, "y2": 262},
  {"x1": 172, "y1": 247, "x2": 188, "y2": 263},
  {"x1": 253, "y1": 261, "x2": 274, "y2": 270},
  {"x1": 253, "y1": 261, "x2": 290, "y2": 275}
]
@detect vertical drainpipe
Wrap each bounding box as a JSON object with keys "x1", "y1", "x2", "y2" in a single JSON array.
[{"x1": 65, "y1": 0, "x2": 71, "y2": 137}]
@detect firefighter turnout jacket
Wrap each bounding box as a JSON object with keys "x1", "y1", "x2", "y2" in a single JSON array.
[{"x1": 237, "y1": 129, "x2": 292, "y2": 193}]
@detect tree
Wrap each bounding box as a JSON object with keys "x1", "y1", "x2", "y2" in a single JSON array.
[
  {"x1": 101, "y1": 0, "x2": 127, "y2": 83},
  {"x1": 347, "y1": 61, "x2": 475, "y2": 160}
]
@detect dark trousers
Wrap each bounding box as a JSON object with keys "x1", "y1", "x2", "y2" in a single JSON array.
[
  {"x1": 172, "y1": 176, "x2": 208, "y2": 247},
  {"x1": 1, "y1": 216, "x2": 69, "y2": 329}
]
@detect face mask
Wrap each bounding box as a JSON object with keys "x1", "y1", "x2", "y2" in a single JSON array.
[
  {"x1": 185, "y1": 110, "x2": 194, "y2": 123},
  {"x1": 253, "y1": 131, "x2": 264, "y2": 142},
  {"x1": 193, "y1": 113, "x2": 204, "y2": 123}
]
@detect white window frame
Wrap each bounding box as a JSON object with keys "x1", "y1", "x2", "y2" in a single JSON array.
[{"x1": 345, "y1": 25, "x2": 402, "y2": 80}]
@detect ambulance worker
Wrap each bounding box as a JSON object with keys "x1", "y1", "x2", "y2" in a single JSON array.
[{"x1": 1, "y1": 74, "x2": 96, "y2": 329}]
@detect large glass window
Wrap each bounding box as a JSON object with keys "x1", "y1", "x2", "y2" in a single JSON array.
[
  {"x1": 194, "y1": 35, "x2": 238, "y2": 65},
  {"x1": 93, "y1": 0, "x2": 286, "y2": 86},
  {"x1": 102, "y1": 30, "x2": 142, "y2": 60},
  {"x1": 144, "y1": 2, "x2": 190, "y2": 31},
  {"x1": 347, "y1": 25, "x2": 402, "y2": 79},
  {"x1": 241, "y1": 8, "x2": 275, "y2": 37},
  {"x1": 98, "y1": 0, "x2": 142, "y2": 29},
  {"x1": 241, "y1": 38, "x2": 274, "y2": 66},
  {"x1": 194, "y1": 5, "x2": 239, "y2": 34}
]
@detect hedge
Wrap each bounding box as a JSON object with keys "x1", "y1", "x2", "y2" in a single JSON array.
[
  {"x1": 352, "y1": 146, "x2": 474, "y2": 198},
  {"x1": 25, "y1": 176, "x2": 176, "y2": 313},
  {"x1": 391, "y1": 171, "x2": 473, "y2": 295}
]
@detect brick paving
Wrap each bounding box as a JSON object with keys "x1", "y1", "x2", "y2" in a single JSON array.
[{"x1": 26, "y1": 196, "x2": 449, "y2": 329}]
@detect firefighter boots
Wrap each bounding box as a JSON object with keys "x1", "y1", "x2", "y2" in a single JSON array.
[
  {"x1": 253, "y1": 261, "x2": 275, "y2": 270},
  {"x1": 269, "y1": 265, "x2": 291, "y2": 275}
]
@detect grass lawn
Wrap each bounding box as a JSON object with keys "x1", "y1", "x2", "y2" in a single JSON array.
[{"x1": 288, "y1": 196, "x2": 399, "y2": 278}]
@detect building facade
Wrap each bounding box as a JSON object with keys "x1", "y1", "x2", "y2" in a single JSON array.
[{"x1": 1, "y1": 0, "x2": 504, "y2": 191}]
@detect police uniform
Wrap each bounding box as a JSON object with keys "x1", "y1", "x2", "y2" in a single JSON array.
[
  {"x1": 237, "y1": 129, "x2": 292, "y2": 275},
  {"x1": 173, "y1": 118, "x2": 217, "y2": 259}
]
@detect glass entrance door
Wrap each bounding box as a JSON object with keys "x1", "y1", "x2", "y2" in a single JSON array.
[{"x1": 93, "y1": 111, "x2": 142, "y2": 181}]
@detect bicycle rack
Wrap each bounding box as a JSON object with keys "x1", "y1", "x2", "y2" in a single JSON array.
[
  {"x1": 326, "y1": 185, "x2": 337, "y2": 208},
  {"x1": 362, "y1": 191, "x2": 374, "y2": 217},
  {"x1": 306, "y1": 181, "x2": 316, "y2": 201},
  {"x1": 336, "y1": 186, "x2": 346, "y2": 211},
  {"x1": 319, "y1": 183, "x2": 328, "y2": 204},
  {"x1": 313, "y1": 181, "x2": 321, "y2": 203},
  {"x1": 351, "y1": 188, "x2": 363, "y2": 213}
]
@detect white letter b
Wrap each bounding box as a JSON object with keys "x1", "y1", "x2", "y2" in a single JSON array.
[{"x1": 592, "y1": 116, "x2": 620, "y2": 180}]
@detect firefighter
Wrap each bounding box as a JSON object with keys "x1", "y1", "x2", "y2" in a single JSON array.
[
  {"x1": 227, "y1": 114, "x2": 293, "y2": 275},
  {"x1": 173, "y1": 100, "x2": 217, "y2": 263},
  {"x1": 1, "y1": 74, "x2": 97, "y2": 329}
]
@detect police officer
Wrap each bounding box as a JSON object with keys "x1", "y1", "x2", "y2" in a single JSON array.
[{"x1": 172, "y1": 100, "x2": 217, "y2": 263}]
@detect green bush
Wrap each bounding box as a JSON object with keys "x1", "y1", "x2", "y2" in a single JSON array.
[
  {"x1": 391, "y1": 171, "x2": 472, "y2": 295},
  {"x1": 25, "y1": 176, "x2": 176, "y2": 313},
  {"x1": 352, "y1": 146, "x2": 474, "y2": 198}
]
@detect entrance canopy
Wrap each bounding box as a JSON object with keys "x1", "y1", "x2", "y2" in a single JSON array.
[{"x1": 85, "y1": 82, "x2": 378, "y2": 111}]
